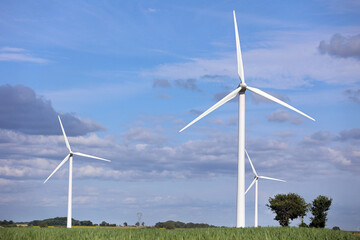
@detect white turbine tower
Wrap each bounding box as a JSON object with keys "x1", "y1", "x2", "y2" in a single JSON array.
[
  {"x1": 179, "y1": 11, "x2": 315, "y2": 228},
  {"x1": 244, "y1": 149, "x2": 285, "y2": 227},
  {"x1": 44, "y1": 116, "x2": 111, "y2": 228}
]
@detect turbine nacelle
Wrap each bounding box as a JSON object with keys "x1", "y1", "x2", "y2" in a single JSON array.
[{"x1": 239, "y1": 83, "x2": 247, "y2": 93}]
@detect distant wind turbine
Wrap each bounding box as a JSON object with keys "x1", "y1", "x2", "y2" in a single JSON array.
[
  {"x1": 44, "y1": 116, "x2": 111, "y2": 228},
  {"x1": 244, "y1": 149, "x2": 285, "y2": 227},
  {"x1": 179, "y1": 10, "x2": 315, "y2": 227}
]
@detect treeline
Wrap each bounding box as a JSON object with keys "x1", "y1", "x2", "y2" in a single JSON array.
[
  {"x1": 28, "y1": 217, "x2": 116, "y2": 227},
  {"x1": 155, "y1": 220, "x2": 216, "y2": 229},
  {"x1": 0, "y1": 220, "x2": 16, "y2": 227}
]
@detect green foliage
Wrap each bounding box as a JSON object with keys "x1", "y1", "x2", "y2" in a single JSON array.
[
  {"x1": 0, "y1": 220, "x2": 16, "y2": 227},
  {"x1": 100, "y1": 221, "x2": 109, "y2": 227},
  {"x1": 164, "y1": 222, "x2": 175, "y2": 230},
  {"x1": 267, "y1": 193, "x2": 309, "y2": 227},
  {"x1": 0, "y1": 227, "x2": 359, "y2": 240},
  {"x1": 155, "y1": 220, "x2": 215, "y2": 229},
  {"x1": 99, "y1": 221, "x2": 116, "y2": 227},
  {"x1": 310, "y1": 195, "x2": 332, "y2": 228},
  {"x1": 29, "y1": 217, "x2": 68, "y2": 226},
  {"x1": 28, "y1": 217, "x2": 114, "y2": 227},
  {"x1": 299, "y1": 221, "x2": 308, "y2": 228},
  {"x1": 39, "y1": 222, "x2": 48, "y2": 228},
  {"x1": 79, "y1": 221, "x2": 93, "y2": 226},
  {"x1": 332, "y1": 226, "x2": 340, "y2": 231}
]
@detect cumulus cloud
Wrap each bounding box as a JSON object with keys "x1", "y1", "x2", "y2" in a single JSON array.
[
  {"x1": 267, "y1": 109, "x2": 304, "y2": 125},
  {"x1": 302, "y1": 131, "x2": 333, "y2": 146},
  {"x1": 319, "y1": 33, "x2": 360, "y2": 59},
  {"x1": 209, "y1": 116, "x2": 237, "y2": 126},
  {"x1": 143, "y1": 57, "x2": 235, "y2": 83},
  {"x1": 174, "y1": 79, "x2": 201, "y2": 91},
  {"x1": 122, "y1": 127, "x2": 167, "y2": 144},
  {"x1": 213, "y1": 91, "x2": 237, "y2": 102},
  {"x1": 144, "y1": 33, "x2": 360, "y2": 89},
  {"x1": 251, "y1": 91, "x2": 290, "y2": 105},
  {"x1": 189, "y1": 109, "x2": 203, "y2": 115},
  {"x1": 0, "y1": 85, "x2": 105, "y2": 136},
  {"x1": 201, "y1": 74, "x2": 228, "y2": 80},
  {"x1": 0, "y1": 47, "x2": 48, "y2": 63},
  {"x1": 336, "y1": 128, "x2": 360, "y2": 141},
  {"x1": 1, "y1": 106, "x2": 359, "y2": 183},
  {"x1": 344, "y1": 88, "x2": 360, "y2": 104},
  {"x1": 153, "y1": 79, "x2": 171, "y2": 88}
]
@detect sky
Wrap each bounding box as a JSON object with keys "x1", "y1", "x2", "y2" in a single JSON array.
[{"x1": 0, "y1": 0, "x2": 359, "y2": 230}]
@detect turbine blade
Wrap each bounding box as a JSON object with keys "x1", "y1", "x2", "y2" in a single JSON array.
[
  {"x1": 58, "y1": 115, "x2": 72, "y2": 152},
  {"x1": 245, "y1": 149, "x2": 258, "y2": 176},
  {"x1": 245, "y1": 178, "x2": 257, "y2": 195},
  {"x1": 72, "y1": 152, "x2": 111, "y2": 162},
  {"x1": 233, "y1": 10, "x2": 245, "y2": 83},
  {"x1": 179, "y1": 86, "x2": 241, "y2": 132},
  {"x1": 258, "y1": 176, "x2": 286, "y2": 182},
  {"x1": 44, "y1": 154, "x2": 70, "y2": 183},
  {"x1": 246, "y1": 86, "x2": 315, "y2": 121}
]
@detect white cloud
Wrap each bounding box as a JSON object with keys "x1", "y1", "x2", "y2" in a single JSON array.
[
  {"x1": 319, "y1": 33, "x2": 360, "y2": 59},
  {"x1": 122, "y1": 127, "x2": 167, "y2": 144},
  {"x1": 1, "y1": 123, "x2": 359, "y2": 183},
  {"x1": 147, "y1": 8, "x2": 159, "y2": 13},
  {"x1": 0, "y1": 47, "x2": 26, "y2": 52},
  {"x1": 144, "y1": 32, "x2": 360, "y2": 89},
  {"x1": 0, "y1": 47, "x2": 48, "y2": 63},
  {"x1": 326, "y1": 148, "x2": 351, "y2": 165},
  {"x1": 268, "y1": 109, "x2": 304, "y2": 125}
]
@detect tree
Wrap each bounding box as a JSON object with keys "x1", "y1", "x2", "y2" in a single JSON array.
[
  {"x1": 123, "y1": 222, "x2": 128, "y2": 227},
  {"x1": 80, "y1": 220, "x2": 93, "y2": 226},
  {"x1": 39, "y1": 222, "x2": 48, "y2": 228},
  {"x1": 164, "y1": 222, "x2": 175, "y2": 229},
  {"x1": 135, "y1": 221, "x2": 140, "y2": 227},
  {"x1": 309, "y1": 195, "x2": 332, "y2": 228},
  {"x1": 267, "y1": 193, "x2": 309, "y2": 227},
  {"x1": 100, "y1": 221, "x2": 109, "y2": 226}
]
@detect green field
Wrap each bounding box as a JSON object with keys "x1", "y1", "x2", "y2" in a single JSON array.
[{"x1": 0, "y1": 227, "x2": 359, "y2": 240}]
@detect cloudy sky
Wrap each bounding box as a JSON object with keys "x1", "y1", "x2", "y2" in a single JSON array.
[{"x1": 0, "y1": 0, "x2": 359, "y2": 230}]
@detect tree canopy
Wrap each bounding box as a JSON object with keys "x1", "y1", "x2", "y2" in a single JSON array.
[
  {"x1": 155, "y1": 221, "x2": 216, "y2": 229},
  {"x1": 267, "y1": 193, "x2": 309, "y2": 227},
  {"x1": 309, "y1": 195, "x2": 332, "y2": 228}
]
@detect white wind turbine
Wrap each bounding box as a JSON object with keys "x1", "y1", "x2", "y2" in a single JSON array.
[
  {"x1": 244, "y1": 149, "x2": 285, "y2": 227},
  {"x1": 179, "y1": 10, "x2": 315, "y2": 228},
  {"x1": 44, "y1": 116, "x2": 111, "y2": 228}
]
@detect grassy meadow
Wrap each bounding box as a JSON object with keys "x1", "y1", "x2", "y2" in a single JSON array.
[{"x1": 0, "y1": 227, "x2": 359, "y2": 240}]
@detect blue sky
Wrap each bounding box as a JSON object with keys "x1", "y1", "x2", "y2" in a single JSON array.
[{"x1": 0, "y1": 0, "x2": 359, "y2": 230}]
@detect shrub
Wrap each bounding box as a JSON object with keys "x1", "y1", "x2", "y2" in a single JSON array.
[
  {"x1": 39, "y1": 222, "x2": 48, "y2": 228},
  {"x1": 165, "y1": 222, "x2": 175, "y2": 229}
]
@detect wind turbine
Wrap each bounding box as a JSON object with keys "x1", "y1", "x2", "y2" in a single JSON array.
[
  {"x1": 44, "y1": 116, "x2": 111, "y2": 228},
  {"x1": 244, "y1": 149, "x2": 285, "y2": 227},
  {"x1": 179, "y1": 11, "x2": 315, "y2": 228}
]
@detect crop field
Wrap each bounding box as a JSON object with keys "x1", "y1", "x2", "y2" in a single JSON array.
[{"x1": 0, "y1": 227, "x2": 359, "y2": 240}]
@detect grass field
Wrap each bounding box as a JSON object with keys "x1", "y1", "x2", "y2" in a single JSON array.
[{"x1": 0, "y1": 227, "x2": 359, "y2": 240}]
